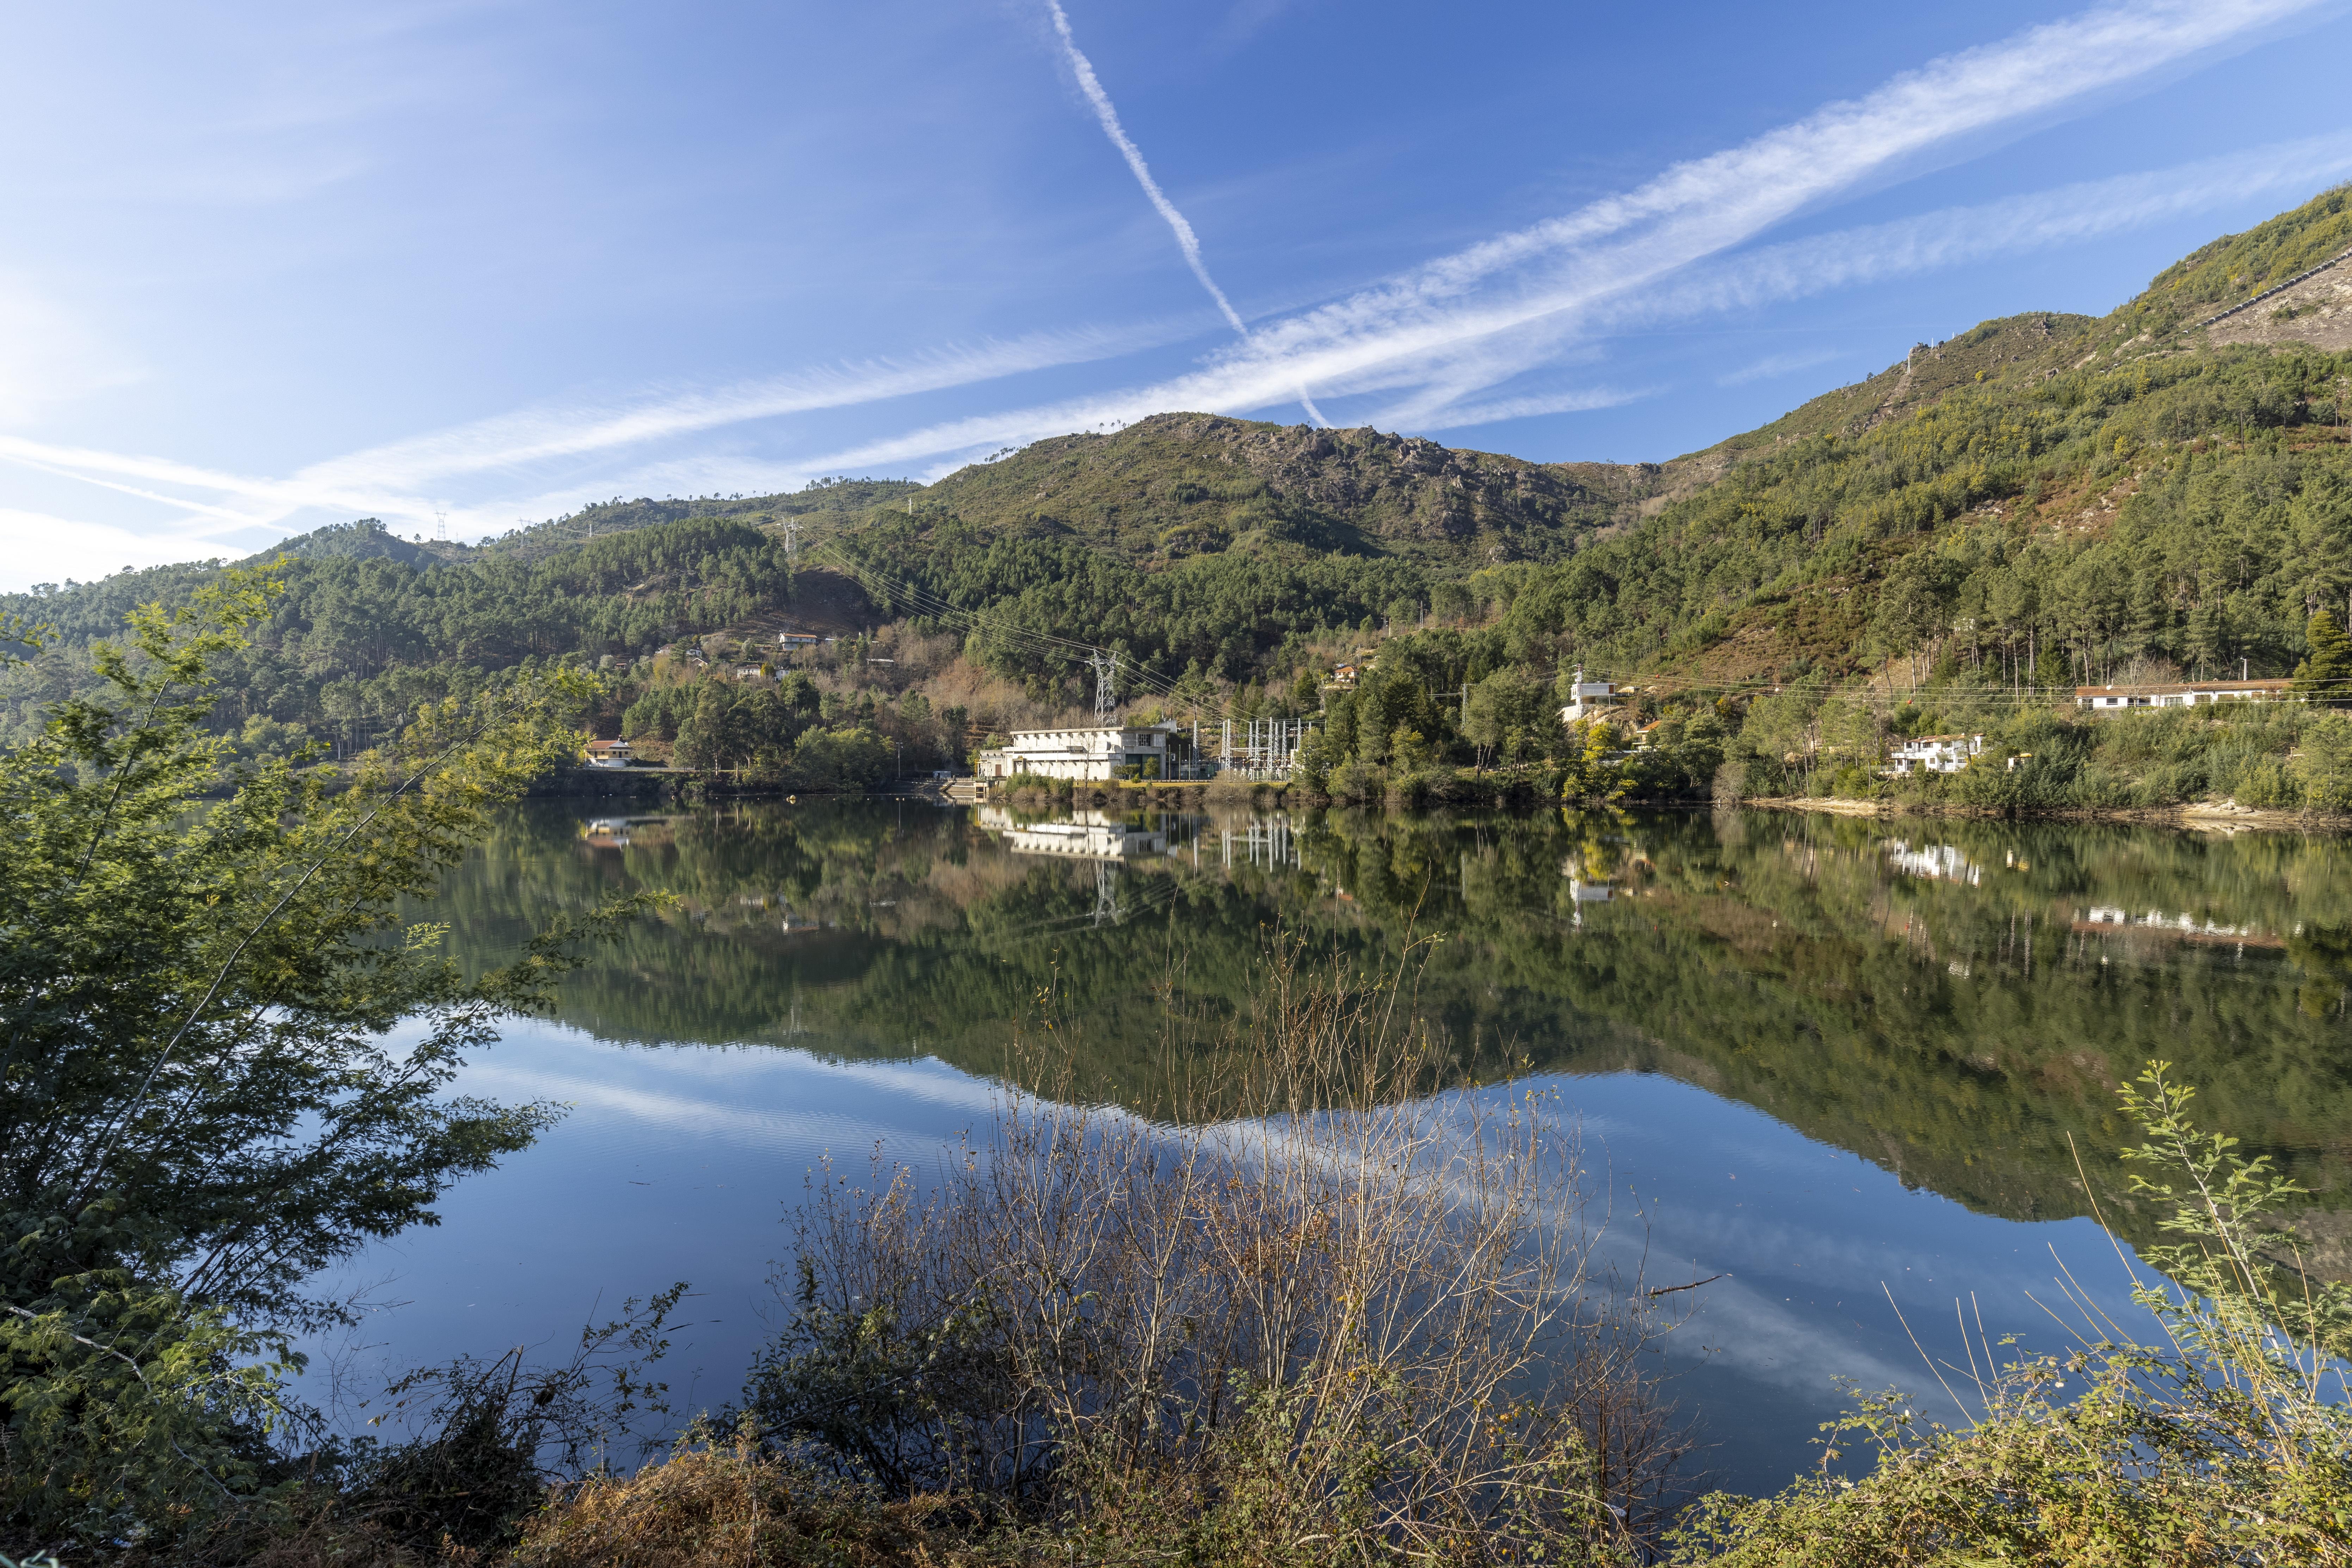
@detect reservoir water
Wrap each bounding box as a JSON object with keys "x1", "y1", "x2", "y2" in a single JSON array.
[{"x1": 314, "y1": 800, "x2": 2352, "y2": 1495}]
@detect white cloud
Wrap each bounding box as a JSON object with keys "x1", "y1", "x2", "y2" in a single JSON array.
[
  {"x1": 4, "y1": 0, "x2": 2329, "y2": 578},
  {"x1": 1718, "y1": 348, "x2": 1847, "y2": 388},
  {"x1": 1042, "y1": 1, "x2": 1327, "y2": 424},
  {"x1": 781, "y1": 0, "x2": 2329, "y2": 471},
  {"x1": 1399, "y1": 385, "x2": 1649, "y2": 431},
  {"x1": 0, "y1": 507, "x2": 246, "y2": 591},
  {"x1": 1635, "y1": 128, "x2": 2352, "y2": 331},
  {"x1": 0, "y1": 324, "x2": 1168, "y2": 541}
]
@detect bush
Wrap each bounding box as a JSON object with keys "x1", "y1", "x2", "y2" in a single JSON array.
[
  {"x1": 1671, "y1": 1064, "x2": 2352, "y2": 1564},
  {"x1": 512, "y1": 1431, "x2": 956, "y2": 1568},
  {"x1": 2297, "y1": 710, "x2": 2352, "y2": 811},
  {"x1": 743, "y1": 943, "x2": 1690, "y2": 1561}
]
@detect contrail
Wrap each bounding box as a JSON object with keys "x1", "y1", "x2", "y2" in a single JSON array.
[{"x1": 1043, "y1": 0, "x2": 1328, "y2": 426}]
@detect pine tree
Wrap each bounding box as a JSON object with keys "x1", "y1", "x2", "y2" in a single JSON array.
[{"x1": 2293, "y1": 610, "x2": 2352, "y2": 706}]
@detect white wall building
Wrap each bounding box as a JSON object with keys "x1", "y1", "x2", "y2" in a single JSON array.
[
  {"x1": 976, "y1": 723, "x2": 1182, "y2": 781},
  {"x1": 1887, "y1": 734, "x2": 1984, "y2": 774},
  {"x1": 1557, "y1": 669, "x2": 1616, "y2": 723},
  {"x1": 2075, "y1": 678, "x2": 2292, "y2": 711}
]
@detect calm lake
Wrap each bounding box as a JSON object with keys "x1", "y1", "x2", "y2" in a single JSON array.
[{"x1": 312, "y1": 800, "x2": 2352, "y2": 1494}]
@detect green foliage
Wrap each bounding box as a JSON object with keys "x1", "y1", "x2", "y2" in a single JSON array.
[
  {"x1": 0, "y1": 516, "x2": 800, "y2": 756},
  {"x1": 1558, "y1": 720, "x2": 1629, "y2": 804},
  {"x1": 1672, "y1": 1064, "x2": 2352, "y2": 1565},
  {"x1": 2297, "y1": 608, "x2": 2352, "y2": 705},
  {"x1": 0, "y1": 1196, "x2": 297, "y2": 1548},
  {"x1": 2141, "y1": 181, "x2": 2352, "y2": 318},
  {"x1": 0, "y1": 572, "x2": 652, "y2": 1547}
]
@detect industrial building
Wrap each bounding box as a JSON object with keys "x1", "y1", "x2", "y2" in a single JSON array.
[{"x1": 975, "y1": 722, "x2": 1187, "y2": 781}]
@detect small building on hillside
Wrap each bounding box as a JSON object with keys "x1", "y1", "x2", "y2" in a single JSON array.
[
  {"x1": 2075, "y1": 678, "x2": 2293, "y2": 711},
  {"x1": 734, "y1": 663, "x2": 767, "y2": 681},
  {"x1": 1887, "y1": 734, "x2": 1983, "y2": 775},
  {"x1": 1558, "y1": 669, "x2": 1617, "y2": 724},
  {"x1": 585, "y1": 739, "x2": 633, "y2": 769},
  {"x1": 1328, "y1": 662, "x2": 1362, "y2": 689},
  {"x1": 977, "y1": 723, "x2": 1185, "y2": 781},
  {"x1": 775, "y1": 632, "x2": 821, "y2": 652}
]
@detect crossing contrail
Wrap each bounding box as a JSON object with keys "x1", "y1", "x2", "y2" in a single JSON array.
[{"x1": 1043, "y1": 0, "x2": 1328, "y2": 426}]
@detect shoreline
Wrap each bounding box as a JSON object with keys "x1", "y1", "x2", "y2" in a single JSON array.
[
  {"x1": 1745, "y1": 794, "x2": 2350, "y2": 832},
  {"x1": 531, "y1": 768, "x2": 2352, "y2": 834}
]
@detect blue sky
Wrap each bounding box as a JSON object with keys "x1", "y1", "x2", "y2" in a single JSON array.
[{"x1": 3, "y1": 0, "x2": 2350, "y2": 588}]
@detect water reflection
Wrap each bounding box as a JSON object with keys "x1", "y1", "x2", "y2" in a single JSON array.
[{"x1": 344, "y1": 801, "x2": 2352, "y2": 1493}]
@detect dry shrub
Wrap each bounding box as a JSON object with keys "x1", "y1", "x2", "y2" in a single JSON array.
[
  {"x1": 745, "y1": 938, "x2": 1690, "y2": 1564},
  {"x1": 513, "y1": 1432, "x2": 965, "y2": 1568}
]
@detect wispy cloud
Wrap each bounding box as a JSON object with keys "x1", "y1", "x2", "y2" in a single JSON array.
[
  {"x1": 7, "y1": 0, "x2": 2329, "y2": 574},
  {"x1": 1043, "y1": 1, "x2": 1328, "y2": 425},
  {"x1": 1636, "y1": 128, "x2": 2352, "y2": 331},
  {"x1": 0, "y1": 506, "x2": 249, "y2": 588},
  {"x1": 1409, "y1": 386, "x2": 1649, "y2": 431},
  {"x1": 787, "y1": 0, "x2": 2327, "y2": 464},
  {"x1": 1045, "y1": 0, "x2": 1246, "y2": 336},
  {"x1": 1718, "y1": 348, "x2": 1847, "y2": 388},
  {"x1": 296, "y1": 324, "x2": 1166, "y2": 498},
  {"x1": 0, "y1": 323, "x2": 1165, "y2": 539}
]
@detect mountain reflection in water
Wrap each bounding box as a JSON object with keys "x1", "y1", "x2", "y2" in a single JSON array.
[{"x1": 321, "y1": 800, "x2": 2352, "y2": 1494}]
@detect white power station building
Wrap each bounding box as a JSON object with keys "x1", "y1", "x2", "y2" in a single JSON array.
[{"x1": 976, "y1": 723, "x2": 1185, "y2": 781}]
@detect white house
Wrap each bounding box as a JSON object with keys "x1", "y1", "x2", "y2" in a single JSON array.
[
  {"x1": 2075, "y1": 678, "x2": 2292, "y2": 711},
  {"x1": 585, "y1": 739, "x2": 633, "y2": 769},
  {"x1": 1887, "y1": 734, "x2": 1983, "y2": 775},
  {"x1": 1557, "y1": 668, "x2": 1616, "y2": 723},
  {"x1": 976, "y1": 723, "x2": 1183, "y2": 781}
]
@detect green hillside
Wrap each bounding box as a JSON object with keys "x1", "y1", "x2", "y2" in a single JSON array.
[
  {"x1": 7, "y1": 184, "x2": 2352, "y2": 807},
  {"x1": 912, "y1": 413, "x2": 1644, "y2": 563}
]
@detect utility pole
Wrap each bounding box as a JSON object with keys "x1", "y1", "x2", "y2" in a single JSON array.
[{"x1": 1089, "y1": 651, "x2": 1118, "y2": 723}]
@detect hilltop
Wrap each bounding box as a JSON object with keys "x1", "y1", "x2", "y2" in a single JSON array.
[
  {"x1": 5, "y1": 183, "x2": 2351, "y2": 808},
  {"x1": 912, "y1": 414, "x2": 1648, "y2": 565}
]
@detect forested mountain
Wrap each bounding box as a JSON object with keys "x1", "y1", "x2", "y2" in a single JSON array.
[{"x1": 6, "y1": 185, "x2": 2350, "y2": 802}]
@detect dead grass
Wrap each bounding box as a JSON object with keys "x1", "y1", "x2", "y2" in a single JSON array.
[
  {"x1": 513, "y1": 1438, "x2": 981, "y2": 1568},
  {"x1": 737, "y1": 937, "x2": 1691, "y2": 1564}
]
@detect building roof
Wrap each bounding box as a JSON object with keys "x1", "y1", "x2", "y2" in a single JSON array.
[
  {"x1": 2074, "y1": 679, "x2": 2292, "y2": 696},
  {"x1": 1005, "y1": 722, "x2": 1179, "y2": 738}
]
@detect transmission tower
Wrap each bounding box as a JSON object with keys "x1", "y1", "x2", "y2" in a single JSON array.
[
  {"x1": 1088, "y1": 651, "x2": 1118, "y2": 723},
  {"x1": 433, "y1": 505, "x2": 449, "y2": 544},
  {"x1": 780, "y1": 516, "x2": 800, "y2": 564}
]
